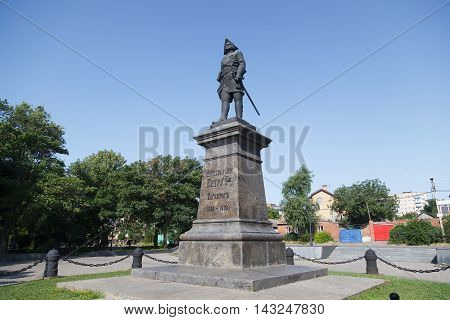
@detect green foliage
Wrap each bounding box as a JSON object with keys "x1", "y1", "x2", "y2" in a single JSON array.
[
  {"x1": 30, "y1": 173, "x2": 92, "y2": 250},
  {"x1": 267, "y1": 207, "x2": 280, "y2": 219},
  {"x1": 283, "y1": 232, "x2": 299, "y2": 241},
  {"x1": 389, "y1": 220, "x2": 443, "y2": 245},
  {"x1": 0, "y1": 100, "x2": 67, "y2": 253},
  {"x1": 298, "y1": 232, "x2": 311, "y2": 243},
  {"x1": 332, "y1": 179, "x2": 397, "y2": 225},
  {"x1": 281, "y1": 166, "x2": 312, "y2": 199},
  {"x1": 395, "y1": 212, "x2": 418, "y2": 220},
  {"x1": 0, "y1": 99, "x2": 204, "y2": 252},
  {"x1": 283, "y1": 232, "x2": 312, "y2": 243},
  {"x1": 422, "y1": 199, "x2": 437, "y2": 218},
  {"x1": 281, "y1": 166, "x2": 317, "y2": 233},
  {"x1": 65, "y1": 150, "x2": 127, "y2": 247},
  {"x1": 144, "y1": 156, "x2": 202, "y2": 245},
  {"x1": 314, "y1": 231, "x2": 334, "y2": 243},
  {"x1": 69, "y1": 150, "x2": 127, "y2": 221},
  {"x1": 443, "y1": 217, "x2": 450, "y2": 243}
]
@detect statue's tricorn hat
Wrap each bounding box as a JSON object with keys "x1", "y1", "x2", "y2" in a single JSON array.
[{"x1": 224, "y1": 38, "x2": 238, "y2": 54}]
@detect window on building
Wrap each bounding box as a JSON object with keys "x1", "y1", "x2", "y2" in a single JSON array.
[
  {"x1": 440, "y1": 205, "x2": 449, "y2": 215},
  {"x1": 316, "y1": 197, "x2": 322, "y2": 208}
]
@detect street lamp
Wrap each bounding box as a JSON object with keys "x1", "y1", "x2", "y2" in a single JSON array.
[
  {"x1": 304, "y1": 204, "x2": 314, "y2": 246},
  {"x1": 430, "y1": 177, "x2": 436, "y2": 200}
]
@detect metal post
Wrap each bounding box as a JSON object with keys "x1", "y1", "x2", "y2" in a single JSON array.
[
  {"x1": 306, "y1": 204, "x2": 313, "y2": 246},
  {"x1": 286, "y1": 248, "x2": 294, "y2": 265},
  {"x1": 364, "y1": 249, "x2": 379, "y2": 274},
  {"x1": 389, "y1": 292, "x2": 400, "y2": 300},
  {"x1": 365, "y1": 202, "x2": 372, "y2": 221},
  {"x1": 430, "y1": 177, "x2": 436, "y2": 200},
  {"x1": 45, "y1": 248, "x2": 60, "y2": 278},
  {"x1": 132, "y1": 247, "x2": 144, "y2": 269}
]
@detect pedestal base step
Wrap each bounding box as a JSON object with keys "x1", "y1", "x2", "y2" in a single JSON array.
[{"x1": 132, "y1": 264, "x2": 328, "y2": 292}]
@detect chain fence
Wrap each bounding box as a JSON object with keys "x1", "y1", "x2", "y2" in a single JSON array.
[
  {"x1": 144, "y1": 253, "x2": 178, "y2": 264},
  {"x1": 377, "y1": 256, "x2": 450, "y2": 274},
  {"x1": 0, "y1": 258, "x2": 46, "y2": 277},
  {"x1": 3, "y1": 247, "x2": 448, "y2": 278},
  {"x1": 0, "y1": 251, "x2": 178, "y2": 278},
  {"x1": 293, "y1": 250, "x2": 449, "y2": 273},
  {"x1": 62, "y1": 255, "x2": 131, "y2": 267},
  {"x1": 293, "y1": 253, "x2": 365, "y2": 265}
]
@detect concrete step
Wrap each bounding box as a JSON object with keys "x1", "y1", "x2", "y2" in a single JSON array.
[{"x1": 58, "y1": 275, "x2": 385, "y2": 300}]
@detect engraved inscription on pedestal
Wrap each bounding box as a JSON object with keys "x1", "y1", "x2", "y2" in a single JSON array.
[{"x1": 199, "y1": 160, "x2": 237, "y2": 219}]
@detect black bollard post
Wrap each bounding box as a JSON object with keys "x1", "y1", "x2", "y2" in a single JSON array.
[
  {"x1": 389, "y1": 292, "x2": 400, "y2": 300},
  {"x1": 286, "y1": 248, "x2": 295, "y2": 265},
  {"x1": 45, "y1": 248, "x2": 60, "y2": 278},
  {"x1": 132, "y1": 248, "x2": 144, "y2": 269},
  {"x1": 364, "y1": 249, "x2": 379, "y2": 274}
]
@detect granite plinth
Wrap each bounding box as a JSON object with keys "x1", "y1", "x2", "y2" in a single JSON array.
[
  {"x1": 178, "y1": 119, "x2": 286, "y2": 269},
  {"x1": 179, "y1": 240, "x2": 286, "y2": 269},
  {"x1": 132, "y1": 264, "x2": 328, "y2": 292}
]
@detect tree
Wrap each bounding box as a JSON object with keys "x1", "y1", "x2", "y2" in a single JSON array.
[
  {"x1": 281, "y1": 166, "x2": 317, "y2": 233},
  {"x1": 0, "y1": 100, "x2": 67, "y2": 253},
  {"x1": 422, "y1": 199, "x2": 437, "y2": 218},
  {"x1": 29, "y1": 173, "x2": 91, "y2": 250},
  {"x1": 267, "y1": 207, "x2": 280, "y2": 220},
  {"x1": 68, "y1": 150, "x2": 127, "y2": 246},
  {"x1": 115, "y1": 161, "x2": 155, "y2": 244},
  {"x1": 332, "y1": 179, "x2": 397, "y2": 225},
  {"x1": 144, "y1": 156, "x2": 202, "y2": 246},
  {"x1": 395, "y1": 212, "x2": 418, "y2": 220},
  {"x1": 113, "y1": 156, "x2": 202, "y2": 247}
]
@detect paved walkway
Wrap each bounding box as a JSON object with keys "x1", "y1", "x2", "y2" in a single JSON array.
[
  {"x1": 58, "y1": 275, "x2": 384, "y2": 300},
  {"x1": 0, "y1": 252, "x2": 177, "y2": 286},
  {"x1": 295, "y1": 258, "x2": 450, "y2": 283}
]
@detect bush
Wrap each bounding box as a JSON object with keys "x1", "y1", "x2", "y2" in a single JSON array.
[
  {"x1": 444, "y1": 217, "x2": 450, "y2": 243},
  {"x1": 389, "y1": 220, "x2": 443, "y2": 245},
  {"x1": 298, "y1": 232, "x2": 311, "y2": 243},
  {"x1": 284, "y1": 232, "x2": 299, "y2": 242},
  {"x1": 314, "y1": 231, "x2": 334, "y2": 243}
]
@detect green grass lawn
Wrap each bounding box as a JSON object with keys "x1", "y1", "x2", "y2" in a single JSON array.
[
  {"x1": 330, "y1": 271, "x2": 450, "y2": 300},
  {"x1": 0, "y1": 270, "x2": 131, "y2": 300}
]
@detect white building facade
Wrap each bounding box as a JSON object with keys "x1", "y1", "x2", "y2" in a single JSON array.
[
  {"x1": 395, "y1": 192, "x2": 428, "y2": 215},
  {"x1": 436, "y1": 199, "x2": 450, "y2": 218}
]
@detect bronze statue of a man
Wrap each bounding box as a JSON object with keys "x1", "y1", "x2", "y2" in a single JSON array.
[{"x1": 215, "y1": 38, "x2": 246, "y2": 122}]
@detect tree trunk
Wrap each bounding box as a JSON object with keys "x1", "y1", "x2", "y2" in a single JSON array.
[
  {"x1": 163, "y1": 230, "x2": 168, "y2": 248},
  {"x1": 153, "y1": 227, "x2": 159, "y2": 248},
  {"x1": 0, "y1": 222, "x2": 11, "y2": 254}
]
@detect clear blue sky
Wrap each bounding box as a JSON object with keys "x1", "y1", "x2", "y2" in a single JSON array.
[{"x1": 1, "y1": 0, "x2": 449, "y2": 204}]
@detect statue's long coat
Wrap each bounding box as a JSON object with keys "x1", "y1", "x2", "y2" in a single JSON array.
[{"x1": 217, "y1": 50, "x2": 246, "y2": 96}]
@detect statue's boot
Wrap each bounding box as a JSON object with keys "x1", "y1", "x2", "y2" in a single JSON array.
[
  {"x1": 235, "y1": 100, "x2": 243, "y2": 119},
  {"x1": 213, "y1": 101, "x2": 230, "y2": 124}
]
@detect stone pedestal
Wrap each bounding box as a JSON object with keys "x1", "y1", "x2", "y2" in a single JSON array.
[
  {"x1": 179, "y1": 118, "x2": 286, "y2": 269},
  {"x1": 132, "y1": 118, "x2": 327, "y2": 291}
]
